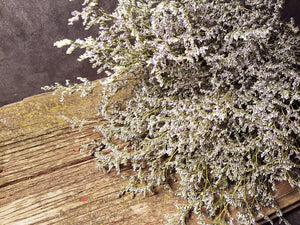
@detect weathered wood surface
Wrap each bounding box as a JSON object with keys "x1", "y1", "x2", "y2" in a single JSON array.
[
  {"x1": 0, "y1": 85, "x2": 184, "y2": 225},
  {"x1": 0, "y1": 82, "x2": 299, "y2": 225}
]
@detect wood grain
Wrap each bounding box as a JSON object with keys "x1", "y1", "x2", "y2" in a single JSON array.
[
  {"x1": 0, "y1": 80, "x2": 299, "y2": 225},
  {"x1": 0, "y1": 83, "x2": 183, "y2": 225}
]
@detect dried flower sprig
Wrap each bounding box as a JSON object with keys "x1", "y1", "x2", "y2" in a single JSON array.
[
  {"x1": 50, "y1": 0, "x2": 300, "y2": 224},
  {"x1": 42, "y1": 77, "x2": 98, "y2": 101}
]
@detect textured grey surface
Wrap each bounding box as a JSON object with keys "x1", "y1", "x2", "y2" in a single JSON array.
[{"x1": 0, "y1": 0, "x2": 117, "y2": 106}]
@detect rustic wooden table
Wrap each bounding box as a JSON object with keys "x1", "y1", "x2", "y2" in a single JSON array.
[{"x1": 0, "y1": 82, "x2": 299, "y2": 225}]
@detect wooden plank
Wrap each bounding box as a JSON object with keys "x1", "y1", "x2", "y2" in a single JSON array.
[
  {"x1": 0, "y1": 123, "x2": 99, "y2": 188},
  {"x1": 0, "y1": 84, "x2": 183, "y2": 225},
  {"x1": 257, "y1": 181, "x2": 300, "y2": 224},
  {"x1": 0, "y1": 81, "x2": 299, "y2": 224},
  {"x1": 0, "y1": 158, "x2": 183, "y2": 225},
  {"x1": 0, "y1": 83, "x2": 103, "y2": 187},
  {"x1": 0, "y1": 84, "x2": 103, "y2": 143}
]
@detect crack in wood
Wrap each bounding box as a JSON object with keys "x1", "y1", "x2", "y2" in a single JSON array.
[{"x1": 0, "y1": 156, "x2": 94, "y2": 189}]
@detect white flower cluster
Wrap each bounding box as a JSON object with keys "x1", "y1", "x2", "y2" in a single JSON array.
[{"x1": 53, "y1": 0, "x2": 299, "y2": 224}]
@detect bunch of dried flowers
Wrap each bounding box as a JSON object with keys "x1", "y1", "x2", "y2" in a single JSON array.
[{"x1": 43, "y1": 0, "x2": 300, "y2": 224}]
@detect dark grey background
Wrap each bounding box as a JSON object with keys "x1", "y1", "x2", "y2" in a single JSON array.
[{"x1": 0, "y1": 0, "x2": 117, "y2": 106}]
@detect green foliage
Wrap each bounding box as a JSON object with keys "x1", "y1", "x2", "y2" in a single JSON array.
[{"x1": 51, "y1": 0, "x2": 300, "y2": 224}]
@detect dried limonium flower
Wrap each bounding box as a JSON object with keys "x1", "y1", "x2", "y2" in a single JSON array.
[{"x1": 48, "y1": 0, "x2": 300, "y2": 224}]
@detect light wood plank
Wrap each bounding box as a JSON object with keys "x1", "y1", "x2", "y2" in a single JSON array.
[
  {"x1": 0, "y1": 158, "x2": 183, "y2": 225},
  {"x1": 0, "y1": 123, "x2": 99, "y2": 188}
]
